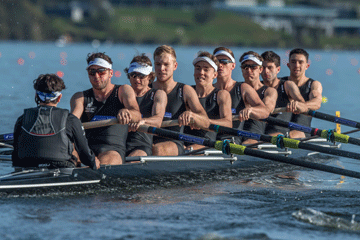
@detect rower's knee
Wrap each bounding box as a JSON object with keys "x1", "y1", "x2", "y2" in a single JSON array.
[{"x1": 98, "y1": 151, "x2": 123, "y2": 165}]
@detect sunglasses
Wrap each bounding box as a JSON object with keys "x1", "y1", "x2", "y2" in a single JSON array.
[
  {"x1": 241, "y1": 64, "x2": 259, "y2": 70},
  {"x1": 218, "y1": 59, "x2": 233, "y2": 65},
  {"x1": 128, "y1": 72, "x2": 147, "y2": 79},
  {"x1": 88, "y1": 68, "x2": 108, "y2": 76}
]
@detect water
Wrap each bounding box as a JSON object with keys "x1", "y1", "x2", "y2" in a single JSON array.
[{"x1": 1, "y1": 41, "x2": 360, "y2": 239}]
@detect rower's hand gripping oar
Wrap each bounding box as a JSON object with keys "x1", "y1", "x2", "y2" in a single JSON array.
[
  {"x1": 137, "y1": 124, "x2": 360, "y2": 180},
  {"x1": 209, "y1": 124, "x2": 360, "y2": 162}
]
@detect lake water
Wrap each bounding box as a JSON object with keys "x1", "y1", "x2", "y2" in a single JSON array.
[{"x1": 0, "y1": 41, "x2": 360, "y2": 239}]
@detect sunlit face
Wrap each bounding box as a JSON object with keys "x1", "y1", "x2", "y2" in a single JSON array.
[
  {"x1": 287, "y1": 54, "x2": 309, "y2": 78},
  {"x1": 241, "y1": 60, "x2": 263, "y2": 83},
  {"x1": 129, "y1": 72, "x2": 151, "y2": 93},
  {"x1": 261, "y1": 61, "x2": 280, "y2": 84},
  {"x1": 154, "y1": 53, "x2": 178, "y2": 82},
  {"x1": 87, "y1": 65, "x2": 113, "y2": 90},
  {"x1": 215, "y1": 55, "x2": 235, "y2": 80},
  {"x1": 194, "y1": 61, "x2": 218, "y2": 86}
]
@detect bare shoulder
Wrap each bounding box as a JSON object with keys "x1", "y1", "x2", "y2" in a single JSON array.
[
  {"x1": 70, "y1": 91, "x2": 84, "y2": 104},
  {"x1": 217, "y1": 89, "x2": 231, "y2": 99},
  {"x1": 154, "y1": 89, "x2": 167, "y2": 99},
  {"x1": 266, "y1": 86, "x2": 278, "y2": 96}
]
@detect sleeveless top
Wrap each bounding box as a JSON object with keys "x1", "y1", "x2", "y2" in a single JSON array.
[
  {"x1": 185, "y1": 87, "x2": 220, "y2": 140},
  {"x1": 17, "y1": 106, "x2": 72, "y2": 162},
  {"x1": 163, "y1": 82, "x2": 186, "y2": 133},
  {"x1": 280, "y1": 77, "x2": 315, "y2": 127},
  {"x1": 264, "y1": 80, "x2": 292, "y2": 134},
  {"x1": 229, "y1": 82, "x2": 246, "y2": 130},
  {"x1": 217, "y1": 82, "x2": 245, "y2": 143},
  {"x1": 81, "y1": 85, "x2": 128, "y2": 149},
  {"x1": 243, "y1": 85, "x2": 268, "y2": 134},
  {"x1": 126, "y1": 88, "x2": 157, "y2": 153}
]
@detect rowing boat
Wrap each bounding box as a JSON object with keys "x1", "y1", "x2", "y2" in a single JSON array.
[{"x1": 0, "y1": 138, "x2": 340, "y2": 192}]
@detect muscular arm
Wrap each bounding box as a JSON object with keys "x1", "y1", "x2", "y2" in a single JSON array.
[
  {"x1": 262, "y1": 87, "x2": 278, "y2": 113},
  {"x1": 143, "y1": 89, "x2": 167, "y2": 128},
  {"x1": 284, "y1": 81, "x2": 305, "y2": 102},
  {"x1": 211, "y1": 90, "x2": 232, "y2": 128},
  {"x1": 180, "y1": 85, "x2": 210, "y2": 129},
  {"x1": 287, "y1": 80, "x2": 322, "y2": 113},
  {"x1": 118, "y1": 84, "x2": 142, "y2": 124},
  {"x1": 241, "y1": 83, "x2": 270, "y2": 120},
  {"x1": 70, "y1": 91, "x2": 85, "y2": 119}
]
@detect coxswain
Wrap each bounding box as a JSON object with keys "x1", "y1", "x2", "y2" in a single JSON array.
[{"x1": 12, "y1": 74, "x2": 100, "y2": 169}]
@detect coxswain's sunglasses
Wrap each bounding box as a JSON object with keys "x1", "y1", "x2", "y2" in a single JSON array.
[
  {"x1": 88, "y1": 68, "x2": 108, "y2": 76},
  {"x1": 128, "y1": 72, "x2": 147, "y2": 79},
  {"x1": 218, "y1": 59, "x2": 233, "y2": 65},
  {"x1": 241, "y1": 64, "x2": 259, "y2": 70}
]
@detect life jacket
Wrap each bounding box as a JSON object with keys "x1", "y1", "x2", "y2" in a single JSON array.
[{"x1": 17, "y1": 106, "x2": 73, "y2": 163}]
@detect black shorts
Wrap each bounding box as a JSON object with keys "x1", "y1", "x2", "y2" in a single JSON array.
[
  {"x1": 13, "y1": 159, "x2": 76, "y2": 169},
  {"x1": 89, "y1": 144, "x2": 126, "y2": 161},
  {"x1": 126, "y1": 145, "x2": 152, "y2": 157},
  {"x1": 153, "y1": 136, "x2": 185, "y2": 155}
]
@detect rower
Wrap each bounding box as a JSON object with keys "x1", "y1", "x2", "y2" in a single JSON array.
[
  {"x1": 239, "y1": 51, "x2": 278, "y2": 144},
  {"x1": 151, "y1": 45, "x2": 210, "y2": 156},
  {"x1": 71, "y1": 52, "x2": 141, "y2": 165},
  {"x1": 124, "y1": 54, "x2": 167, "y2": 157},
  {"x1": 261, "y1": 50, "x2": 305, "y2": 136},
  {"x1": 12, "y1": 74, "x2": 100, "y2": 169},
  {"x1": 281, "y1": 48, "x2": 323, "y2": 138},
  {"x1": 185, "y1": 51, "x2": 232, "y2": 150},
  {"x1": 213, "y1": 47, "x2": 270, "y2": 144}
]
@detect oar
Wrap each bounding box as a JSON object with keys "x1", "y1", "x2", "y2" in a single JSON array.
[
  {"x1": 307, "y1": 110, "x2": 360, "y2": 129},
  {"x1": 209, "y1": 124, "x2": 360, "y2": 161},
  {"x1": 264, "y1": 116, "x2": 360, "y2": 146},
  {"x1": 137, "y1": 124, "x2": 360, "y2": 179},
  {"x1": 274, "y1": 108, "x2": 360, "y2": 129}
]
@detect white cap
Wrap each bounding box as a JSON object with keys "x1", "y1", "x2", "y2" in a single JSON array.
[
  {"x1": 214, "y1": 50, "x2": 235, "y2": 63},
  {"x1": 128, "y1": 62, "x2": 153, "y2": 75},
  {"x1": 87, "y1": 58, "x2": 112, "y2": 69},
  {"x1": 240, "y1": 54, "x2": 262, "y2": 65},
  {"x1": 193, "y1": 56, "x2": 218, "y2": 71}
]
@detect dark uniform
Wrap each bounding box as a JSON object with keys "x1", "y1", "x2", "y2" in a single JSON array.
[
  {"x1": 280, "y1": 77, "x2": 315, "y2": 137},
  {"x1": 12, "y1": 106, "x2": 96, "y2": 169},
  {"x1": 217, "y1": 82, "x2": 245, "y2": 144},
  {"x1": 126, "y1": 88, "x2": 157, "y2": 156},
  {"x1": 265, "y1": 80, "x2": 292, "y2": 135},
  {"x1": 185, "y1": 87, "x2": 220, "y2": 141},
  {"x1": 243, "y1": 85, "x2": 268, "y2": 137},
  {"x1": 81, "y1": 85, "x2": 128, "y2": 160},
  {"x1": 153, "y1": 82, "x2": 186, "y2": 155}
]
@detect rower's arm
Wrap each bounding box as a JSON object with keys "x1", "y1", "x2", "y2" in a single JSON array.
[
  {"x1": 144, "y1": 89, "x2": 167, "y2": 128},
  {"x1": 211, "y1": 90, "x2": 232, "y2": 128},
  {"x1": 284, "y1": 81, "x2": 305, "y2": 102},
  {"x1": 241, "y1": 83, "x2": 270, "y2": 120},
  {"x1": 118, "y1": 84, "x2": 142, "y2": 124},
  {"x1": 70, "y1": 91, "x2": 85, "y2": 119},
  {"x1": 306, "y1": 80, "x2": 323, "y2": 110},
  {"x1": 181, "y1": 84, "x2": 210, "y2": 129},
  {"x1": 262, "y1": 87, "x2": 278, "y2": 113}
]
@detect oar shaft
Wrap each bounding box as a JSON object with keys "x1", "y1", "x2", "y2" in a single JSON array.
[
  {"x1": 139, "y1": 125, "x2": 360, "y2": 179},
  {"x1": 308, "y1": 110, "x2": 360, "y2": 129},
  {"x1": 243, "y1": 147, "x2": 360, "y2": 179},
  {"x1": 210, "y1": 124, "x2": 360, "y2": 161}
]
